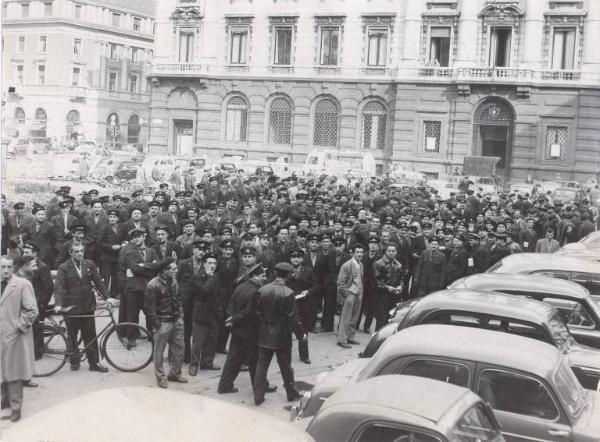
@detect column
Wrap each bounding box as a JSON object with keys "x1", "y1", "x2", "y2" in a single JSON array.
[
  {"x1": 99, "y1": 42, "x2": 106, "y2": 88},
  {"x1": 121, "y1": 47, "x2": 129, "y2": 91},
  {"x1": 522, "y1": 0, "x2": 544, "y2": 70},
  {"x1": 402, "y1": 0, "x2": 424, "y2": 66},
  {"x1": 455, "y1": 0, "x2": 481, "y2": 67},
  {"x1": 582, "y1": 0, "x2": 600, "y2": 81}
]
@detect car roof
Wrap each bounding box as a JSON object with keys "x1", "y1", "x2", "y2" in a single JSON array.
[
  {"x1": 319, "y1": 375, "x2": 477, "y2": 427},
  {"x1": 3, "y1": 387, "x2": 312, "y2": 442},
  {"x1": 411, "y1": 289, "x2": 556, "y2": 323},
  {"x1": 489, "y1": 253, "x2": 600, "y2": 274},
  {"x1": 367, "y1": 324, "x2": 561, "y2": 379},
  {"x1": 450, "y1": 273, "x2": 591, "y2": 300}
]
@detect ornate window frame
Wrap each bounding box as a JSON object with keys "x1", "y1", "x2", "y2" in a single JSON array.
[
  {"x1": 478, "y1": 2, "x2": 523, "y2": 67},
  {"x1": 542, "y1": 11, "x2": 585, "y2": 70},
  {"x1": 420, "y1": 12, "x2": 459, "y2": 67},
  {"x1": 268, "y1": 16, "x2": 298, "y2": 71},
  {"x1": 225, "y1": 15, "x2": 253, "y2": 70},
  {"x1": 170, "y1": 5, "x2": 203, "y2": 64},
  {"x1": 538, "y1": 117, "x2": 575, "y2": 167},
  {"x1": 314, "y1": 15, "x2": 345, "y2": 71},
  {"x1": 361, "y1": 14, "x2": 395, "y2": 72},
  {"x1": 416, "y1": 112, "x2": 447, "y2": 158}
]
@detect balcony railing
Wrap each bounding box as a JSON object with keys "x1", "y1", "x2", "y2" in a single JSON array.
[{"x1": 152, "y1": 63, "x2": 203, "y2": 74}]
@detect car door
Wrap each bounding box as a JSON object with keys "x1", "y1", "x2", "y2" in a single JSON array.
[
  {"x1": 353, "y1": 422, "x2": 444, "y2": 442},
  {"x1": 474, "y1": 366, "x2": 572, "y2": 442}
]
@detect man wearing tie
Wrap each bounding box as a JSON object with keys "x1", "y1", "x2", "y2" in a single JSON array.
[{"x1": 336, "y1": 243, "x2": 364, "y2": 349}]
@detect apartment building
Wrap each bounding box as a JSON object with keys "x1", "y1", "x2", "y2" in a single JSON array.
[
  {"x1": 2, "y1": 0, "x2": 155, "y2": 148},
  {"x1": 148, "y1": 0, "x2": 600, "y2": 180}
]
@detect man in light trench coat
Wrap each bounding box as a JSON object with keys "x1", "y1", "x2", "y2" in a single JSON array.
[{"x1": 1, "y1": 255, "x2": 38, "y2": 422}]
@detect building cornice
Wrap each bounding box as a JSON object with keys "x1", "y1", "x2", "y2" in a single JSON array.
[{"x1": 2, "y1": 18, "x2": 154, "y2": 43}]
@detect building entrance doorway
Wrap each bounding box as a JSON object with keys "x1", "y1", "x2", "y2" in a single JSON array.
[
  {"x1": 173, "y1": 120, "x2": 194, "y2": 156},
  {"x1": 473, "y1": 99, "x2": 514, "y2": 176}
]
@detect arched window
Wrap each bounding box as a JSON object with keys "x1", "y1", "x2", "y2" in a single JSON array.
[
  {"x1": 106, "y1": 112, "x2": 121, "y2": 147},
  {"x1": 268, "y1": 97, "x2": 292, "y2": 145},
  {"x1": 66, "y1": 110, "x2": 81, "y2": 139},
  {"x1": 127, "y1": 114, "x2": 140, "y2": 145},
  {"x1": 14, "y1": 107, "x2": 25, "y2": 124},
  {"x1": 225, "y1": 96, "x2": 248, "y2": 142},
  {"x1": 361, "y1": 101, "x2": 386, "y2": 150},
  {"x1": 35, "y1": 108, "x2": 47, "y2": 122},
  {"x1": 313, "y1": 98, "x2": 338, "y2": 147}
]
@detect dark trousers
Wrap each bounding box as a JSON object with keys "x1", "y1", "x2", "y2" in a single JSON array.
[
  {"x1": 125, "y1": 289, "x2": 148, "y2": 338},
  {"x1": 375, "y1": 291, "x2": 392, "y2": 331},
  {"x1": 65, "y1": 315, "x2": 99, "y2": 366},
  {"x1": 321, "y1": 286, "x2": 336, "y2": 332},
  {"x1": 183, "y1": 311, "x2": 193, "y2": 363},
  {"x1": 216, "y1": 311, "x2": 230, "y2": 353},
  {"x1": 33, "y1": 316, "x2": 44, "y2": 359},
  {"x1": 298, "y1": 296, "x2": 314, "y2": 332},
  {"x1": 253, "y1": 346, "x2": 298, "y2": 401},
  {"x1": 190, "y1": 318, "x2": 217, "y2": 369},
  {"x1": 101, "y1": 260, "x2": 120, "y2": 298},
  {"x1": 356, "y1": 288, "x2": 375, "y2": 331},
  {"x1": 218, "y1": 334, "x2": 258, "y2": 392},
  {"x1": 1, "y1": 381, "x2": 23, "y2": 411}
]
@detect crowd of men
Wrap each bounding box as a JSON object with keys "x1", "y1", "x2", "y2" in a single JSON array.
[{"x1": 1, "y1": 171, "x2": 599, "y2": 415}]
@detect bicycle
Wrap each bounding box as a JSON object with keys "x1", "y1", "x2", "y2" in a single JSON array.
[{"x1": 34, "y1": 304, "x2": 154, "y2": 377}]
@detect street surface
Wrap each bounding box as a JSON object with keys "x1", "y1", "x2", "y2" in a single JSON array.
[{"x1": 0, "y1": 328, "x2": 364, "y2": 431}]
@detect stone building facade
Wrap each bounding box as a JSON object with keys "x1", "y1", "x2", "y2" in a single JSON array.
[
  {"x1": 2, "y1": 0, "x2": 155, "y2": 148},
  {"x1": 148, "y1": 0, "x2": 600, "y2": 180}
]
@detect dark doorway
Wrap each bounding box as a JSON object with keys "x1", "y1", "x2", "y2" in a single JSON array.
[
  {"x1": 473, "y1": 99, "x2": 514, "y2": 177},
  {"x1": 480, "y1": 126, "x2": 508, "y2": 168},
  {"x1": 173, "y1": 120, "x2": 194, "y2": 156}
]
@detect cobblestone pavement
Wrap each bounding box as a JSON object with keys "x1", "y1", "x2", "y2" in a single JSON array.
[{"x1": 0, "y1": 328, "x2": 368, "y2": 431}]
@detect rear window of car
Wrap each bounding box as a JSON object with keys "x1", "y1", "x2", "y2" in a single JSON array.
[{"x1": 399, "y1": 358, "x2": 470, "y2": 388}]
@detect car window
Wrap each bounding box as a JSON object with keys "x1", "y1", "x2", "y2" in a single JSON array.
[
  {"x1": 356, "y1": 424, "x2": 441, "y2": 442},
  {"x1": 572, "y1": 273, "x2": 600, "y2": 297},
  {"x1": 450, "y1": 403, "x2": 502, "y2": 442},
  {"x1": 533, "y1": 270, "x2": 570, "y2": 280},
  {"x1": 422, "y1": 312, "x2": 481, "y2": 328},
  {"x1": 553, "y1": 361, "x2": 585, "y2": 419},
  {"x1": 543, "y1": 297, "x2": 595, "y2": 329},
  {"x1": 399, "y1": 359, "x2": 470, "y2": 388},
  {"x1": 477, "y1": 370, "x2": 559, "y2": 421}
]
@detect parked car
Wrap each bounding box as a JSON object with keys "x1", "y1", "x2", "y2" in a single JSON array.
[
  {"x1": 487, "y1": 253, "x2": 600, "y2": 297},
  {"x1": 4, "y1": 387, "x2": 313, "y2": 442},
  {"x1": 468, "y1": 176, "x2": 498, "y2": 195},
  {"x1": 359, "y1": 290, "x2": 600, "y2": 390},
  {"x1": 297, "y1": 324, "x2": 600, "y2": 441},
  {"x1": 303, "y1": 375, "x2": 505, "y2": 442},
  {"x1": 448, "y1": 273, "x2": 600, "y2": 349},
  {"x1": 509, "y1": 182, "x2": 534, "y2": 196},
  {"x1": 563, "y1": 232, "x2": 600, "y2": 251},
  {"x1": 14, "y1": 138, "x2": 51, "y2": 154},
  {"x1": 557, "y1": 247, "x2": 600, "y2": 263},
  {"x1": 552, "y1": 187, "x2": 586, "y2": 204}
]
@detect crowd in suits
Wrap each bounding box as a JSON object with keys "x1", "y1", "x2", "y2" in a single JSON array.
[{"x1": 1, "y1": 171, "x2": 599, "y2": 401}]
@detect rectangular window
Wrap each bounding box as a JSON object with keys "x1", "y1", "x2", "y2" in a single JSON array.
[
  {"x1": 552, "y1": 28, "x2": 576, "y2": 70},
  {"x1": 133, "y1": 17, "x2": 141, "y2": 31},
  {"x1": 17, "y1": 36, "x2": 25, "y2": 53},
  {"x1": 230, "y1": 29, "x2": 248, "y2": 64},
  {"x1": 320, "y1": 26, "x2": 340, "y2": 65},
  {"x1": 72, "y1": 67, "x2": 80, "y2": 86},
  {"x1": 178, "y1": 30, "x2": 194, "y2": 63},
  {"x1": 39, "y1": 36, "x2": 47, "y2": 53},
  {"x1": 489, "y1": 27, "x2": 512, "y2": 67},
  {"x1": 74, "y1": 4, "x2": 82, "y2": 19},
  {"x1": 429, "y1": 26, "x2": 451, "y2": 67},
  {"x1": 367, "y1": 28, "x2": 388, "y2": 67},
  {"x1": 38, "y1": 65, "x2": 45, "y2": 85},
  {"x1": 273, "y1": 26, "x2": 292, "y2": 65},
  {"x1": 73, "y1": 38, "x2": 81, "y2": 55},
  {"x1": 16, "y1": 65, "x2": 24, "y2": 84},
  {"x1": 110, "y1": 43, "x2": 117, "y2": 60},
  {"x1": 424, "y1": 121, "x2": 441, "y2": 153},
  {"x1": 112, "y1": 12, "x2": 120, "y2": 27},
  {"x1": 131, "y1": 47, "x2": 138, "y2": 63},
  {"x1": 108, "y1": 72, "x2": 117, "y2": 90},
  {"x1": 21, "y1": 3, "x2": 29, "y2": 18},
  {"x1": 546, "y1": 126, "x2": 568, "y2": 160},
  {"x1": 44, "y1": 2, "x2": 53, "y2": 16},
  {"x1": 129, "y1": 74, "x2": 138, "y2": 92}
]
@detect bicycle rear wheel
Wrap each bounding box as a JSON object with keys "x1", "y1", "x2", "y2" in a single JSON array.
[
  {"x1": 102, "y1": 323, "x2": 153, "y2": 372},
  {"x1": 34, "y1": 325, "x2": 70, "y2": 377}
]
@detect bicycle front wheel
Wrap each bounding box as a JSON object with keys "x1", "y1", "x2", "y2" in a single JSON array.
[
  {"x1": 34, "y1": 325, "x2": 70, "y2": 377},
  {"x1": 102, "y1": 323, "x2": 153, "y2": 372}
]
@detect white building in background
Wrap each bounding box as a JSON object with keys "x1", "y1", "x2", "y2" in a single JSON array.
[
  {"x1": 148, "y1": 0, "x2": 600, "y2": 180},
  {"x1": 2, "y1": 0, "x2": 155, "y2": 148}
]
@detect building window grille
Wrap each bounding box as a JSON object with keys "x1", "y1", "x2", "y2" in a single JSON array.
[
  {"x1": 424, "y1": 121, "x2": 441, "y2": 153},
  {"x1": 15, "y1": 107, "x2": 26, "y2": 124},
  {"x1": 273, "y1": 26, "x2": 292, "y2": 65},
  {"x1": 551, "y1": 28, "x2": 576, "y2": 70},
  {"x1": 319, "y1": 26, "x2": 340, "y2": 66},
  {"x1": 35, "y1": 108, "x2": 47, "y2": 122},
  {"x1": 367, "y1": 29, "x2": 388, "y2": 67},
  {"x1": 361, "y1": 101, "x2": 386, "y2": 149},
  {"x1": 225, "y1": 96, "x2": 248, "y2": 142},
  {"x1": 269, "y1": 97, "x2": 292, "y2": 144},
  {"x1": 313, "y1": 99, "x2": 338, "y2": 147},
  {"x1": 546, "y1": 126, "x2": 567, "y2": 160}
]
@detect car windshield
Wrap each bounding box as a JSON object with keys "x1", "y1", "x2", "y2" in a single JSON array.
[
  {"x1": 450, "y1": 403, "x2": 503, "y2": 442},
  {"x1": 553, "y1": 361, "x2": 586, "y2": 419},
  {"x1": 547, "y1": 313, "x2": 577, "y2": 350}
]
